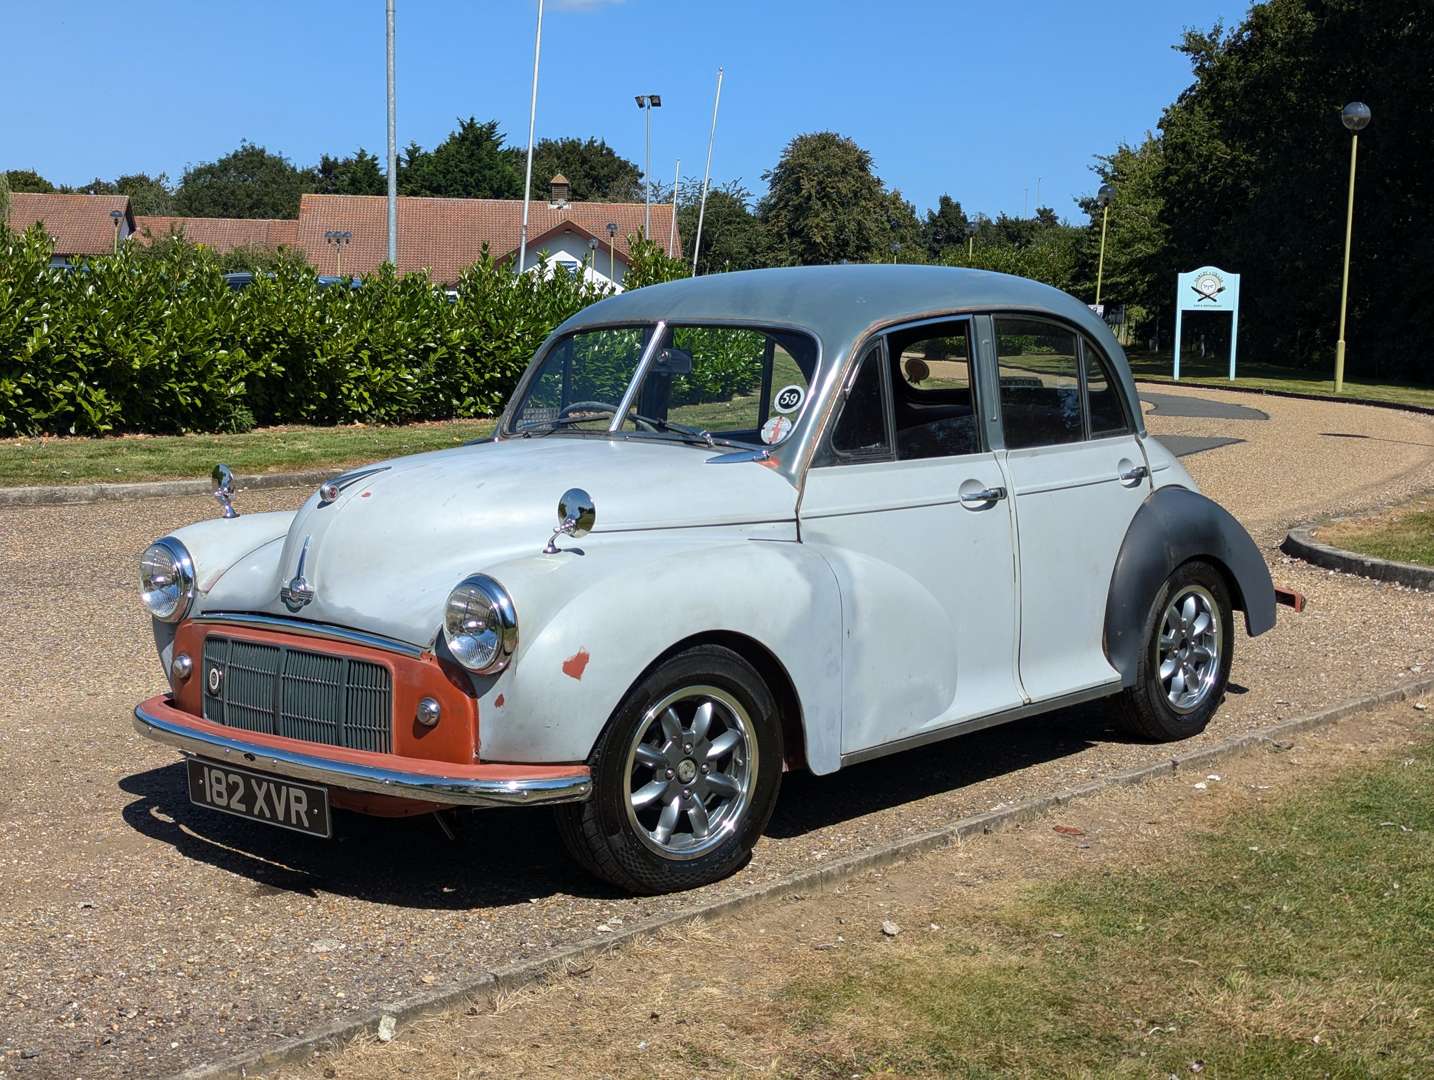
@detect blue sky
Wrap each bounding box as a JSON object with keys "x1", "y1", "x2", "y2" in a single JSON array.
[{"x1": 4, "y1": 0, "x2": 1253, "y2": 221}]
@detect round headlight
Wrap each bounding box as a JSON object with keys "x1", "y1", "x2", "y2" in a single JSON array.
[
  {"x1": 140, "y1": 538, "x2": 196, "y2": 623},
  {"x1": 442, "y1": 574, "x2": 518, "y2": 674}
]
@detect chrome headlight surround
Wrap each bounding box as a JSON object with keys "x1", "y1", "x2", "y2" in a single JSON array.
[
  {"x1": 442, "y1": 574, "x2": 518, "y2": 674},
  {"x1": 139, "y1": 537, "x2": 196, "y2": 623}
]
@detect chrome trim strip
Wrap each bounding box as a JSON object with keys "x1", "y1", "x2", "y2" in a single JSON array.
[
  {"x1": 839, "y1": 681, "x2": 1121, "y2": 768},
  {"x1": 192, "y1": 613, "x2": 429, "y2": 659},
  {"x1": 608, "y1": 318, "x2": 668, "y2": 432},
  {"x1": 134, "y1": 705, "x2": 592, "y2": 808}
]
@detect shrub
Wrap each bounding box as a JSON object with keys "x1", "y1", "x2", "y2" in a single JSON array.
[{"x1": 0, "y1": 227, "x2": 615, "y2": 436}]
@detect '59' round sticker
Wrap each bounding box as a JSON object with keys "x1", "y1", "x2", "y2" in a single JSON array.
[{"x1": 772, "y1": 384, "x2": 805, "y2": 414}]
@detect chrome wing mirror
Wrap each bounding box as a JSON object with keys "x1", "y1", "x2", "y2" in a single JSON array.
[
  {"x1": 212, "y1": 463, "x2": 239, "y2": 519},
  {"x1": 543, "y1": 488, "x2": 595, "y2": 554}
]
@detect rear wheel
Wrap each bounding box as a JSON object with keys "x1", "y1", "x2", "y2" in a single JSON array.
[
  {"x1": 1113, "y1": 560, "x2": 1234, "y2": 741},
  {"x1": 555, "y1": 645, "x2": 782, "y2": 894}
]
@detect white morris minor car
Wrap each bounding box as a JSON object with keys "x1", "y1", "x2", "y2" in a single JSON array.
[{"x1": 134, "y1": 265, "x2": 1275, "y2": 894}]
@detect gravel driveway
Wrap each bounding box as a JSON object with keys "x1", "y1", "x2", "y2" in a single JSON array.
[{"x1": 2, "y1": 387, "x2": 1432, "y2": 1079}]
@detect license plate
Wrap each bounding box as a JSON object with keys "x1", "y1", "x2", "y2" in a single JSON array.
[{"x1": 186, "y1": 759, "x2": 332, "y2": 838}]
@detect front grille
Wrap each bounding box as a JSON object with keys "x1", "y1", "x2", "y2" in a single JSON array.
[{"x1": 201, "y1": 635, "x2": 392, "y2": 753}]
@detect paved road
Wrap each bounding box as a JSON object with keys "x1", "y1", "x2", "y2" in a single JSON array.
[{"x1": 2, "y1": 387, "x2": 1433, "y2": 1078}]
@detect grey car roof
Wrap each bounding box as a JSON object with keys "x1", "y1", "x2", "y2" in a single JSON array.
[{"x1": 557, "y1": 264, "x2": 1123, "y2": 366}]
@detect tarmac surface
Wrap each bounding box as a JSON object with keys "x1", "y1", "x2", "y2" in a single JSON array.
[{"x1": 2, "y1": 384, "x2": 1433, "y2": 1079}]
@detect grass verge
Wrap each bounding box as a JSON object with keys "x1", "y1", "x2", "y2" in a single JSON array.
[
  {"x1": 0, "y1": 419, "x2": 496, "y2": 488},
  {"x1": 1126, "y1": 352, "x2": 1434, "y2": 411},
  {"x1": 788, "y1": 738, "x2": 1434, "y2": 1078},
  {"x1": 1319, "y1": 496, "x2": 1434, "y2": 567}
]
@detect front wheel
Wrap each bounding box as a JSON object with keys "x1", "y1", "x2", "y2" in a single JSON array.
[
  {"x1": 1113, "y1": 560, "x2": 1234, "y2": 742},
  {"x1": 555, "y1": 645, "x2": 783, "y2": 894}
]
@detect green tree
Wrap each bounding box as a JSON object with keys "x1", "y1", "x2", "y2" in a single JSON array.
[
  {"x1": 922, "y1": 194, "x2": 971, "y2": 258},
  {"x1": 758, "y1": 132, "x2": 896, "y2": 265},
  {"x1": 884, "y1": 189, "x2": 923, "y2": 262},
  {"x1": 78, "y1": 173, "x2": 175, "y2": 215},
  {"x1": 4, "y1": 169, "x2": 57, "y2": 193},
  {"x1": 1151, "y1": 0, "x2": 1434, "y2": 377},
  {"x1": 511, "y1": 137, "x2": 642, "y2": 201},
  {"x1": 174, "y1": 142, "x2": 310, "y2": 218},
  {"x1": 675, "y1": 180, "x2": 767, "y2": 274},
  {"x1": 310, "y1": 149, "x2": 386, "y2": 196},
  {"x1": 400, "y1": 118, "x2": 521, "y2": 199},
  {"x1": 1073, "y1": 136, "x2": 1167, "y2": 320},
  {"x1": 0, "y1": 171, "x2": 10, "y2": 222}
]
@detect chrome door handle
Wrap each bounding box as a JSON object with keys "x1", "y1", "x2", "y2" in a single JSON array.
[
  {"x1": 959, "y1": 485, "x2": 1007, "y2": 508},
  {"x1": 1118, "y1": 464, "x2": 1149, "y2": 485}
]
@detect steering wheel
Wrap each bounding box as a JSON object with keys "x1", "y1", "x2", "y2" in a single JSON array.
[{"x1": 558, "y1": 401, "x2": 658, "y2": 432}]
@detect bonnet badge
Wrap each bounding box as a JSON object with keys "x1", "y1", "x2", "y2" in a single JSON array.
[{"x1": 280, "y1": 536, "x2": 316, "y2": 611}]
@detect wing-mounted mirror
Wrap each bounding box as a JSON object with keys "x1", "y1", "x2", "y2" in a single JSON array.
[
  {"x1": 212, "y1": 463, "x2": 239, "y2": 519},
  {"x1": 543, "y1": 487, "x2": 596, "y2": 554}
]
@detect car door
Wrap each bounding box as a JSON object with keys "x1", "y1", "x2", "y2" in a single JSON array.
[
  {"x1": 993, "y1": 316, "x2": 1151, "y2": 702},
  {"x1": 799, "y1": 318, "x2": 1025, "y2": 759}
]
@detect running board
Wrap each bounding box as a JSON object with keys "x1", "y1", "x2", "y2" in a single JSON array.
[{"x1": 839, "y1": 681, "x2": 1122, "y2": 768}]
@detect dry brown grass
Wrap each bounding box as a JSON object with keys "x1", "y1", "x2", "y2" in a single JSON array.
[{"x1": 271, "y1": 703, "x2": 1434, "y2": 1080}]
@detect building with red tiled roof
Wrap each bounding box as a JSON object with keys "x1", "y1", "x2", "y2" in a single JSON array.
[
  {"x1": 297, "y1": 180, "x2": 679, "y2": 287},
  {"x1": 5, "y1": 180, "x2": 676, "y2": 285},
  {"x1": 5, "y1": 192, "x2": 136, "y2": 264},
  {"x1": 135, "y1": 215, "x2": 299, "y2": 253}
]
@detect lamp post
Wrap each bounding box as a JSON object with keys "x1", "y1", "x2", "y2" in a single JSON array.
[
  {"x1": 587, "y1": 236, "x2": 598, "y2": 274},
  {"x1": 109, "y1": 209, "x2": 123, "y2": 253},
  {"x1": 966, "y1": 220, "x2": 976, "y2": 258},
  {"x1": 1334, "y1": 101, "x2": 1371, "y2": 394},
  {"x1": 1094, "y1": 183, "x2": 1114, "y2": 308},
  {"x1": 324, "y1": 230, "x2": 352, "y2": 276},
  {"x1": 606, "y1": 222, "x2": 618, "y2": 283},
  {"x1": 634, "y1": 93, "x2": 661, "y2": 237}
]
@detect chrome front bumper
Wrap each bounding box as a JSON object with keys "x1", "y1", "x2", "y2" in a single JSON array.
[{"x1": 134, "y1": 699, "x2": 592, "y2": 808}]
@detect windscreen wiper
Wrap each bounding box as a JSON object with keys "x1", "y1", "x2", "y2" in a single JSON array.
[{"x1": 627, "y1": 413, "x2": 715, "y2": 446}]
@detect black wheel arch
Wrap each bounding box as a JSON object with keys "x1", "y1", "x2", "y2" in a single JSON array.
[{"x1": 1105, "y1": 485, "x2": 1275, "y2": 687}]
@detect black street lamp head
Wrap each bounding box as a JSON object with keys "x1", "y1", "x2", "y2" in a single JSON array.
[
  {"x1": 649, "y1": 94, "x2": 662, "y2": 108},
  {"x1": 110, "y1": 209, "x2": 124, "y2": 221},
  {"x1": 606, "y1": 222, "x2": 618, "y2": 238},
  {"x1": 1097, "y1": 184, "x2": 1115, "y2": 208},
  {"x1": 1341, "y1": 101, "x2": 1371, "y2": 132}
]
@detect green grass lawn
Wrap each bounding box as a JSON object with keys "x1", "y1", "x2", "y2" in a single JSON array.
[
  {"x1": 1321, "y1": 499, "x2": 1434, "y2": 567},
  {"x1": 0, "y1": 419, "x2": 496, "y2": 488},
  {"x1": 787, "y1": 735, "x2": 1434, "y2": 1078},
  {"x1": 1127, "y1": 351, "x2": 1434, "y2": 410}
]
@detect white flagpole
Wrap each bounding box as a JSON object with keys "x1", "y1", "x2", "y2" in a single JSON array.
[
  {"x1": 517, "y1": 0, "x2": 544, "y2": 277},
  {"x1": 385, "y1": 0, "x2": 397, "y2": 265},
  {"x1": 667, "y1": 158, "x2": 680, "y2": 255},
  {"x1": 691, "y1": 66, "x2": 723, "y2": 275}
]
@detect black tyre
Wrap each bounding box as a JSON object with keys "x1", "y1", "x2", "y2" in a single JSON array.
[
  {"x1": 1113, "y1": 560, "x2": 1234, "y2": 742},
  {"x1": 555, "y1": 644, "x2": 782, "y2": 895}
]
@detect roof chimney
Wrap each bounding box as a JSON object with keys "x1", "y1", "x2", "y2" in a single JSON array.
[{"x1": 548, "y1": 174, "x2": 570, "y2": 207}]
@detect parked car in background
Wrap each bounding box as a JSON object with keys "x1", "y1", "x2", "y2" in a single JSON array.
[{"x1": 133, "y1": 265, "x2": 1275, "y2": 894}]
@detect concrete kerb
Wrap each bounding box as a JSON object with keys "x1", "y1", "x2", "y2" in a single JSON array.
[
  {"x1": 0, "y1": 470, "x2": 330, "y2": 508},
  {"x1": 1134, "y1": 377, "x2": 1434, "y2": 417},
  {"x1": 170, "y1": 671, "x2": 1434, "y2": 1080},
  {"x1": 1283, "y1": 523, "x2": 1434, "y2": 591}
]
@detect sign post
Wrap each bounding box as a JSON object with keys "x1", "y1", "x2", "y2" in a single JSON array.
[{"x1": 1174, "y1": 266, "x2": 1240, "y2": 381}]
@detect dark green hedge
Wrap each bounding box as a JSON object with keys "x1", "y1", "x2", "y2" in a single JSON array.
[{"x1": 0, "y1": 226, "x2": 687, "y2": 436}]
